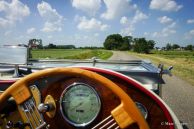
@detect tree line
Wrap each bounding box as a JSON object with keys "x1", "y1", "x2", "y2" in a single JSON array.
[
  {"x1": 45, "y1": 44, "x2": 76, "y2": 49},
  {"x1": 28, "y1": 36, "x2": 194, "y2": 52},
  {"x1": 165, "y1": 43, "x2": 194, "y2": 51},
  {"x1": 103, "y1": 34, "x2": 194, "y2": 53},
  {"x1": 28, "y1": 39, "x2": 76, "y2": 49},
  {"x1": 103, "y1": 34, "x2": 155, "y2": 53},
  {"x1": 28, "y1": 39, "x2": 104, "y2": 49}
]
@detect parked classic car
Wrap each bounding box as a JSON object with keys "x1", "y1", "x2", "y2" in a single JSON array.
[{"x1": 0, "y1": 46, "x2": 182, "y2": 129}]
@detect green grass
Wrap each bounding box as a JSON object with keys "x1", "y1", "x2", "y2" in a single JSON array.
[
  {"x1": 31, "y1": 49, "x2": 113, "y2": 60},
  {"x1": 129, "y1": 50, "x2": 194, "y2": 86},
  {"x1": 151, "y1": 50, "x2": 194, "y2": 60}
]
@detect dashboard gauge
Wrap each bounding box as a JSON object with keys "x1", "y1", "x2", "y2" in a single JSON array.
[
  {"x1": 60, "y1": 83, "x2": 101, "y2": 127},
  {"x1": 135, "y1": 102, "x2": 148, "y2": 119}
]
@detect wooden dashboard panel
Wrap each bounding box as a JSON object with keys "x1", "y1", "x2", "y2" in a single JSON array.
[
  {"x1": 0, "y1": 70, "x2": 171, "y2": 129},
  {"x1": 40, "y1": 72, "x2": 170, "y2": 129},
  {"x1": 41, "y1": 76, "x2": 120, "y2": 129}
]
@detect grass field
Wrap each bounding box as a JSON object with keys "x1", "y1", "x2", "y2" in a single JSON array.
[
  {"x1": 129, "y1": 50, "x2": 194, "y2": 86},
  {"x1": 152, "y1": 50, "x2": 194, "y2": 60},
  {"x1": 31, "y1": 49, "x2": 113, "y2": 60}
]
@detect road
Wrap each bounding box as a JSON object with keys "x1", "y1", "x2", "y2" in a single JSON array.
[{"x1": 109, "y1": 51, "x2": 194, "y2": 129}]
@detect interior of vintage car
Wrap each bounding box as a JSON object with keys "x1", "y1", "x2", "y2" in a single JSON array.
[{"x1": 0, "y1": 67, "x2": 175, "y2": 129}]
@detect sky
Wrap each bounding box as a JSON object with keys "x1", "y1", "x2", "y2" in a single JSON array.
[{"x1": 0, "y1": 0, "x2": 194, "y2": 47}]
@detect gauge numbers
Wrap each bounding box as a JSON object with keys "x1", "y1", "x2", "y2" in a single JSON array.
[{"x1": 60, "y1": 83, "x2": 101, "y2": 127}]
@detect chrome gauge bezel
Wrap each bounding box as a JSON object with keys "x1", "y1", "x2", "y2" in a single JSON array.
[
  {"x1": 60, "y1": 82, "x2": 101, "y2": 127},
  {"x1": 135, "y1": 102, "x2": 148, "y2": 119}
]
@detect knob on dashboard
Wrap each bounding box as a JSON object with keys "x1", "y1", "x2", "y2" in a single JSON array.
[
  {"x1": 6, "y1": 121, "x2": 13, "y2": 128},
  {"x1": 38, "y1": 103, "x2": 53, "y2": 113},
  {"x1": 43, "y1": 95, "x2": 56, "y2": 118},
  {"x1": 6, "y1": 121, "x2": 29, "y2": 129}
]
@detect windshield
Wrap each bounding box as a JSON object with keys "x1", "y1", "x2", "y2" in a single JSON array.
[{"x1": 0, "y1": 0, "x2": 193, "y2": 59}]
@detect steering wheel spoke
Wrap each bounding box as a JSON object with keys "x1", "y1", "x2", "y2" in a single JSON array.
[
  {"x1": 11, "y1": 84, "x2": 31, "y2": 105},
  {"x1": 111, "y1": 104, "x2": 135, "y2": 128}
]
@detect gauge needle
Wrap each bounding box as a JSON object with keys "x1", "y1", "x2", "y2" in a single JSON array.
[
  {"x1": 77, "y1": 112, "x2": 80, "y2": 122},
  {"x1": 70, "y1": 101, "x2": 84, "y2": 111},
  {"x1": 62, "y1": 100, "x2": 69, "y2": 103}
]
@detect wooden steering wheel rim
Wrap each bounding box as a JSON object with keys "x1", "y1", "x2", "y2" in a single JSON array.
[{"x1": 0, "y1": 67, "x2": 149, "y2": 129}]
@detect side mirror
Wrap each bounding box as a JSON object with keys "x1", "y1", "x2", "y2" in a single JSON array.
[
  {"x1": 168, "y1": 66, "x2": 173, "y2": 71},
  {"x1": 158, "y1": 64, "x2": 173, "y2": 76},
  {"x1": 163, "y1": 66, "x2": 173, "y2": 76}
]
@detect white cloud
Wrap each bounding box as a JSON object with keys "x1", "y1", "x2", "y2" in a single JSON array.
[
  {"x1": 120, "y1": 25, "x2": 135, "y2": 36},
  {"x1": 168, "y1": 22, "x2": 176, "y2": 28},
  {"x1": 150, "y1": 0, "x2": 183, "y2": 12},
  {"x1": 0, "y1": 18, "x2": 12, "y2": 28},
  {"x1": 72, "y1": 0, "x2": 101, "y2": 16},
  {"x1": 70, "y1": 34, "x2": 101, "y2": 47},
  {"x1": 190, "y1": 30, "x2": 194, "y2": 35},
  {"x1": 94, "y1": 33, "x2": 99, "y2": 37},
  {"x1": 161, "y1": 27, "x2": 176, "y2": 36},
  {"x1": 132, "y1": 10, "x2": 148, "y2": 24},
  {"x1": 4, "y1": 31, "x2": 12, "y2": 36},
  {"x1": 185, "y1": 29, "x2": 194, "y2": 39},
  {"x1": 187, "y1": 19, "x2": 194, "y2": 24},
  {"x1": 27, "y1": 28, "x2": 36, "y2": 34},
  {"x1": 77, "y1": 16, "x2": 109, "y2": 31},
  {"x1": 144, "y1": 32, "x2": 149, "y2": 36},
  {"x1": 120, "y1": 10, "x2": 148, "y2": 36},
  {"x1": 152, "y1": 22, "x2": 177, "y2": 37},
  {"x1": 120, "y1": 10, "x2": 148, "y2": 25},
  {"x1": 37, "y1": 1, "x2": 64, "y2": 32},
  {"x1": 48, "y1": 35, "x2": 53, "y2": 39},
  {"x1": 41, "y1": 22, "x2": 62, "y2": 32},
  {"x1": 101, "y1": 0, "x2": 133, "y2": 20},
  {"x1": 158, "y1": 16, "x2": 173, "y2": 24},
  {"x1": 120, "y1": 16, "x2": 128, "y2": 25},
  {"x1": 152, "y1": 32, "x2": 159, "y2": 37},
  {"x1": 0, "y1": 0, "x2": 30, "y2": 28}
]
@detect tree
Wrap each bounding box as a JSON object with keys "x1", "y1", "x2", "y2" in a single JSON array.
[
  {"x1": 133, "y1": 38, "x2": 151, "y2": 53},
  {"x1": 28, "y1": 39, "x2": 43, "y2": 49},
  {"x1": 57, "y1": 45, "x2": 76, "y2": 49},
  {"x1": 119, "y1": 36, "x2": 132, "y2": 50},
  {"x1": 103, "y1": 34, "x2": 156, "y2": 52},
  {"x1": 166, "y1": 43, "x2": 172, "y2": 50},
  {"x1": 103, "y1": 34, "x2": 123, "y2": 50},
  {"x1": 147, "y1": 40, "x2": 155, "y2": 49},
  {"x1": 47, "y1": 43, "x2": 57, "y2": 49},
  {"x1": 185, "y1": 44, "x2": 193, "y2": 51},
  {"x1": 37, "y1": 39, "x2": 43, "y2": 49},
  {"x1": 103, "y1": 34, "x2": 134, "y2": 50},
  {"x1": 172, "y1": 44, "x2": 180, "y2": 49}
]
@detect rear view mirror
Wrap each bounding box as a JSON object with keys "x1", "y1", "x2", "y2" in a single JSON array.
[{"x1": 0, "y1": 45, "x2": 28, "y2": 65}]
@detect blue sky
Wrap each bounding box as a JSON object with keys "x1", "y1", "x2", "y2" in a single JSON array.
[{"x1": 0, "y1": 0, "x2": 194, "y2": 47}]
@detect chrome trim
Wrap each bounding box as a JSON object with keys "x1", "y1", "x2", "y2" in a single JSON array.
[
  {"x1": 59, "y1": 82, "x2": 101, "y2": 127},
  {"x1": 0, "y1": 45, "x2": 28, "y2": 65},
  {"x1": 135, "y1": 102, "x2": 148, "y2": 119}
]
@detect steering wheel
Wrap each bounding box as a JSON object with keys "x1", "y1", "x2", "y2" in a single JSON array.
[{"x1": 0, "y1": 67, "x2": 149, "y2": 129}]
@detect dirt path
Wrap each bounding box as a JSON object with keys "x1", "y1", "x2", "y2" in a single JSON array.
[
  {"x1": 109, "y1": 51, "x2": 194, "y2": 129},
  {"x1": 109, "y1": 51, "x2": 141, "y2": 60}
]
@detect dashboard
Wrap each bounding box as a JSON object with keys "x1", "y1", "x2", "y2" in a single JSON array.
[{"x1": 0, "y1": 67, "x2": 173, "y2": 129}]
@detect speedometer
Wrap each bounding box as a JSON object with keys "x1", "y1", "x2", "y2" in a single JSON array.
[{"x1": 60, "y1": 83, "x2": 101, "y2": 127}]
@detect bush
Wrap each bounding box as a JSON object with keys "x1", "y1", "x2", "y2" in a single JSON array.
[{"x1": 133, "y1": 38, "x2": 155, "y2": 53}]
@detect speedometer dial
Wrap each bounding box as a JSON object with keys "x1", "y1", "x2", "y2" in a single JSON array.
[{"x1": 60, "y1": 83, "x2": 101, "y2": 127}]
